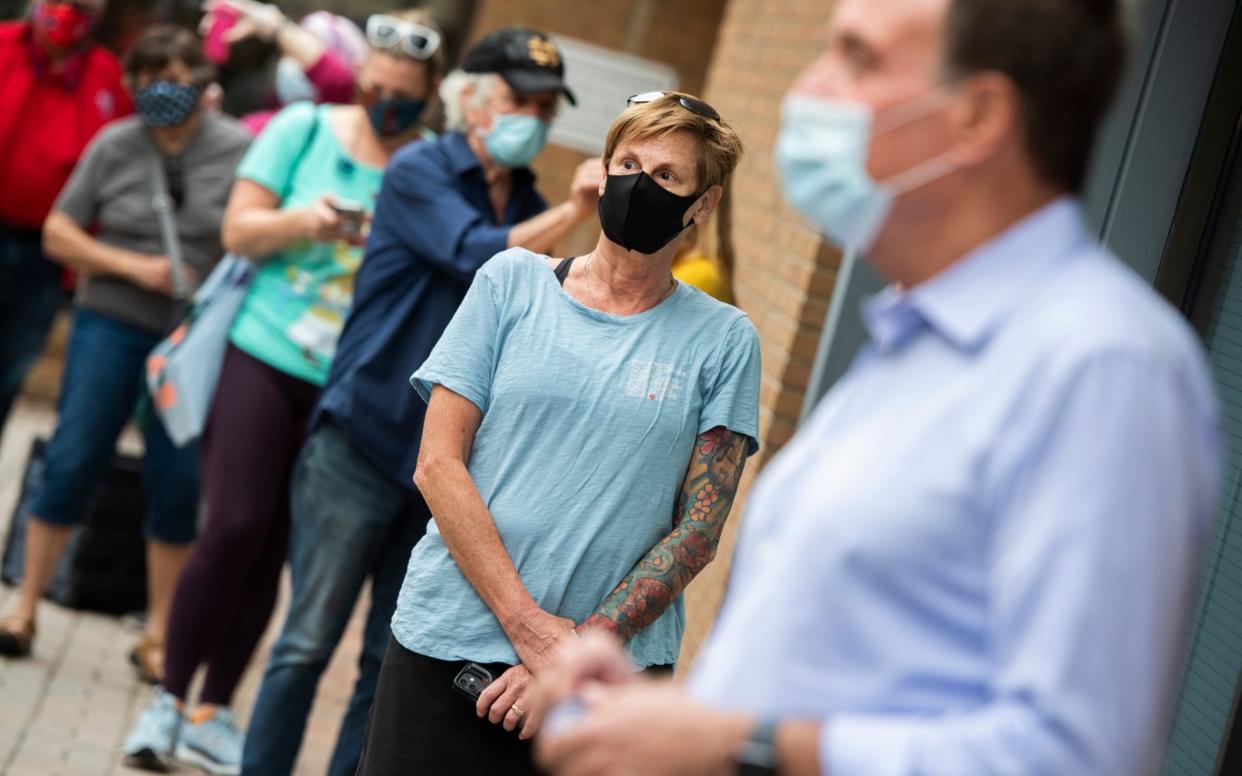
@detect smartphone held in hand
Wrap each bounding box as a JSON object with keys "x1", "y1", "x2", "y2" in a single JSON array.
[{"x1": 330, "y1": 198, "x2": 367, "y2": 239}]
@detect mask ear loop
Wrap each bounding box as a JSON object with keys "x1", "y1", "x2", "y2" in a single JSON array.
[
  {"x1": 879, "y1": 152, "x2": 957, "y2": 197},
  {"x1": 872, "y1": 86, "x2": 958, "y2": 136},
  {"x1": 872, "y1": 86, "x2": 962, "y2": 198}
]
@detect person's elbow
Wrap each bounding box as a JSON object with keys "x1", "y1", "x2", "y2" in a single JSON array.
[
  {"x1": 438, "y1": 243, "x2": 493, "y2": 284},
  {"x1": 413, "y1": 448, "x2": 461, "y2": 499},
  {"x1": 41, "y1": 211, "x2": 76, "y2": 266},
  {"x1": 448, "y1": 227, "x2": 509, "y2": 282},
  {"x1": 220, "y1": 210, "x2": 253, "y2": 257}
]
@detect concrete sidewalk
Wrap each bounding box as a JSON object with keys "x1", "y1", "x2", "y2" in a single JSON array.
[{"x1": 0, "y1": 399, "x2": 369, "y2": 776}]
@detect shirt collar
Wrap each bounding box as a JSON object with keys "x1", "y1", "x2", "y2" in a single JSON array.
[
  {"x1": 863, "y1": 195, "x2": 1090, "y2": 353},
  {"x1": 444, "y1": 131, "x2": 536, "y2": 186},
  {"x1": 24, "y1": 23, "x2": 88, "y2": 90}
]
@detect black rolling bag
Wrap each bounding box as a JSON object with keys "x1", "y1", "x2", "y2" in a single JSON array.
[{"x1": 1, "y1": 437, "x2": 148, "y2": 614}]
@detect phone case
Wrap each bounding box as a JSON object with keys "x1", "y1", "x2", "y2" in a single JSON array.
[{"x1": 452, "y1": 663, "x2": 494, "y2": 700}]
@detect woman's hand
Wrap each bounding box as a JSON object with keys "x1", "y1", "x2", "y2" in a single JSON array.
[
  {"x1": 301, "y1": 195, "x2": 346, "y2": 243},
  {"x1": 478, "y1": 664, "x2": 545, "y2": 739},
  {"x1": 508, "y1": 607, "x2": 578, "y2": 675},
  {"x1": 126, "y1": 255, "x2": 174, "y2": 295},
  {"x1": 125, "y1": 254, "x2": 197, "y2": 296}
]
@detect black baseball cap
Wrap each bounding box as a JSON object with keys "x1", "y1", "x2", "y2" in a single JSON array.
[{"x1": 461, "y1": 27, "x2": 577, "y2": 106}]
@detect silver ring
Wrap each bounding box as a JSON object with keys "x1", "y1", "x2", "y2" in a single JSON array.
[{"x1": 510, "y1": 705, "x2": 526, "y2": 718}]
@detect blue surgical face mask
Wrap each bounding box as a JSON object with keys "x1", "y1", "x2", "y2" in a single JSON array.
[
  {"x1": 483, "y1": 112, "x2": 550, "y2": 168},
  {"x1": 135, "y1": 81, "x2": 200, "y2": 128},
  {"x1": 275, "y1": 57, "x2": 318, "y2": 105},
  {"x1": 775, "y1": 91, "x2": 957, "y2": 252}
]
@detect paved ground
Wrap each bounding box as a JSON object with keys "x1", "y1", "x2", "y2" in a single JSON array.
[{"x1": 0, "y1": 398, "x2": 369, "y2": 776}]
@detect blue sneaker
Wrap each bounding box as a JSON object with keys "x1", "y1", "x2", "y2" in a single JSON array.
[
  {"x1": 121, "y1": 686, "x2": 182, "y2": 772},
  {"x1": 175, "y1": 707, "x2": 243, "y2": 776}
]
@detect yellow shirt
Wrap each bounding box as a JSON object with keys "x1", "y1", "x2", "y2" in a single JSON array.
[{"x1": 673, "y1": 253, "x2": 733, "y2": 304}]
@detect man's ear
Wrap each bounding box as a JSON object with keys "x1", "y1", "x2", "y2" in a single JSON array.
[
  {"x1": 949, "y1": 72, "x2": 1020, "y2": 171},
  {"x1": 688, "y1": 184, "x2": 724, "y2": 226}
]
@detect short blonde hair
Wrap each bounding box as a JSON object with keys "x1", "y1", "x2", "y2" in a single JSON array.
[{"x1": 603, "y1": 92, "x2": 743, "y2": 190}]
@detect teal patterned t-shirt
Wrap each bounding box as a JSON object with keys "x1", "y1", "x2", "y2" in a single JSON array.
[{"x1": 229, "y1": 103, "x2": 385, "y2": 385}]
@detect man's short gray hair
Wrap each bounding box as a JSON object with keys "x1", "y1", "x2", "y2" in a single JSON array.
[{"x1": 440, "y1": 71, "x2": 499, "y2": 132}]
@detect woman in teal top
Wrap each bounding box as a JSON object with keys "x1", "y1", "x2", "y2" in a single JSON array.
[{"x1": 121, "y1": 11, "x2": 447, "y2": 775}]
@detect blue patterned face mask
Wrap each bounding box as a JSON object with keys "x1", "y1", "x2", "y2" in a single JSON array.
[
  {"x1": 483, "y1": 113, "x2": 550, "y2": 168},
  {"x1": 135, "y1": 81, "x2": 200, "y2": 128},
  {"x1": 364, "y1": 96, "x2": 427, "y2": 137}
]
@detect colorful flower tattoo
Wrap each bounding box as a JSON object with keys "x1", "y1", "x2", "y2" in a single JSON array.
[{"x1": 580, "y1": 426, "x2": 749, "y2": 643}]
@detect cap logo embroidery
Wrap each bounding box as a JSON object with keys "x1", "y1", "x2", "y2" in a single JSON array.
[{"x1": 528, "y1": 37, "x2": 560, "y2": 68}]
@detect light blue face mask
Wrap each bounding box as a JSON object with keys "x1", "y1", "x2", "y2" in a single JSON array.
[
  {"x1": 775, "y1": 91, "x2": 957, "y2": 252},
  {"x1": 275, "y1": 57, "x2": 318, "y2": 105},
  {"x1": 483, "y1": 113, "x2": 550, "y2": 169}
]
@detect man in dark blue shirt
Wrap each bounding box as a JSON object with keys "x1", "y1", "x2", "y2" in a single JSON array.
[{"x1": 241, "y1": 27, "x2": 603, "y2": 776}]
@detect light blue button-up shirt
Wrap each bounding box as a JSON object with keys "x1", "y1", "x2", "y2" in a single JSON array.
[{"x1": 689, "y1": 198, "x2": 1222, "y2": 775}]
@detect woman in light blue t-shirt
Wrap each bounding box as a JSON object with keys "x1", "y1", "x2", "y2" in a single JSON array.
[{"x1": 359, "y1": 92, "x2": 762, "y2": 775}]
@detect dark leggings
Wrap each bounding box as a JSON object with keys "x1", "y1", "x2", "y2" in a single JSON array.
[{"x1": 162, "y1": 345, "x2": 319, "y2": 706}]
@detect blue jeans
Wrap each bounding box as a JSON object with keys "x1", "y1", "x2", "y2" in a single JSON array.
[
  {"x1": 32, "y1": 308, "x2": 200, "y2": 543},
  {"x1": 0, "y1": 227, "x2": 64, "y2": 445},
  {"x1": 241, "y1": 421, "x2": 428, "y2": 776}
]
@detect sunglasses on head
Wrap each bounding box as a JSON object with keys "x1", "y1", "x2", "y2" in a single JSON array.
[
  {"x1": 366, "y1": 15, "x2": 441, "y2": 61},
  {"x1": 627, "y1": 91, "x2": 720, "y2": 122}
]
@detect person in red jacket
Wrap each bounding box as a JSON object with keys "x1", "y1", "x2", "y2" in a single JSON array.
[{"x1": 0, "y1": 0, "x2": 132, "y2": 444}]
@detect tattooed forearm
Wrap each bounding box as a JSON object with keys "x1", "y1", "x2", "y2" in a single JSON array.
[{"x1": 580, "y1": 426, "x2": 749, "y2": 643}]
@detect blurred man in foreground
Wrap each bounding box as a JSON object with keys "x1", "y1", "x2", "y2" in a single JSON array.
[{"x1": 534, "y1": 1, "x2": 1222, "y2": 774}]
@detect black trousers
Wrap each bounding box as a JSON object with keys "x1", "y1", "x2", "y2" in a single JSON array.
[{"x1": 356, "y1": 636, "x2": 539, "y2": 776}]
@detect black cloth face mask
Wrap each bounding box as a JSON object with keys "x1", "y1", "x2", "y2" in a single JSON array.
[{"x1": 598, "y1": 171, "x2": 703, "y2": 254}]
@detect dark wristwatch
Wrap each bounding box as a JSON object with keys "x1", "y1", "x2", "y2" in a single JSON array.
[{"x1": 734, "y1": 719, "x2": 779, "y2": 775}]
